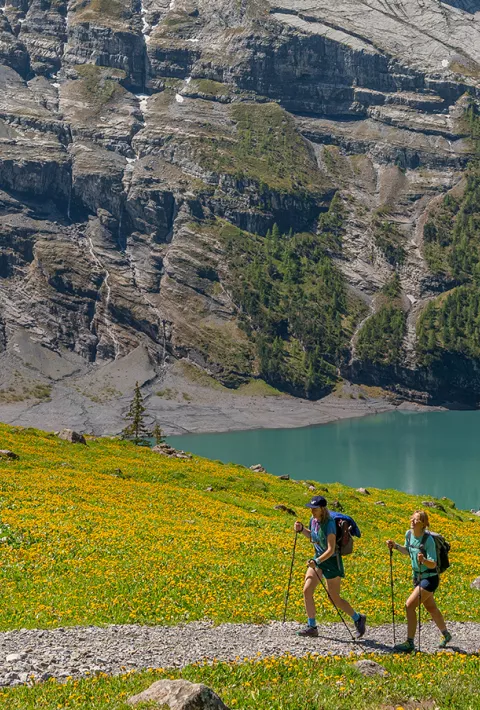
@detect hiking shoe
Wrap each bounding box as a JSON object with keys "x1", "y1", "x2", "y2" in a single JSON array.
[
  {"x1": 354, "y1": 614, "x2": 367, "y2": 639},
  {"x1": 297, "y1": 625, "x2": 319, "y2": 638},
  {"x1": 394, "y1": 640, "x2": 415, "y2": 653},
  {"x1": 439, "y1": 631, "x2": 452, "y2": 648}
]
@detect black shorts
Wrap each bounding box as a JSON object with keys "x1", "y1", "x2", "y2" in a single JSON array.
[{"x1": 413, "y1": 574, "x2": 439, "y2": 594}]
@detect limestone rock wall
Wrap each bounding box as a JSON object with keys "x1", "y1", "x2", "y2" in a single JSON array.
[{"x1": 0, "y1": 0, "x2": 479, "y2": 404}]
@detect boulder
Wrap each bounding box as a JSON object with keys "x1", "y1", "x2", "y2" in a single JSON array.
[
  {"x1": 354, "y1": 660, "x2": 389, "y2": 677},
  {"x1": 375, "y1": 501, "x2": 386, "y2": 506},
  {"x1": 250, "y1": 464, "x2": 266, "y2": 472},
  {"x1": 0, "y1": 450, "x2": 19, "y2": 460},
  {"x1": 421, "y1": 501, "x2": 446, "y2": 512},
  {"x1": 330, "y1": 500, "x2": 344, "y2": 511},
  {"x1": 279, "y1": 474, "x2": 290, "y2": 480},
  {"x1": 356, "y1": 487, "x2": 370, "y2": 495},
  {"x1": 127, "y1": 679, "x2": 230, "y2": 709},
  {"x1": 274, "y1": 504, "x2": 296, "y2": 516},
  {"x1": 308, "y1": 485, "x2": 315, "y2": 491},
  {"x1": 152, "y1": 444, "x2": 192, "y2": 460},
  {"x1": 471, "y1": 576, "x2": 480, "y2": 590},
  {"x1": 57, "y1": 429, "x2": 86, "y2": 445}
]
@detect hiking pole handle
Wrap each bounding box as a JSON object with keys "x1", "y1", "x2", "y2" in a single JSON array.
[{"x1": 283, "y1": 532, "x2": 298, "y2": 623}]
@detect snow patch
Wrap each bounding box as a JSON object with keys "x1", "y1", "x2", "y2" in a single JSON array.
[
  {"x1": 441, "y1": 58, "x2": 449, "y2": 68},
  {"x1": 175, "y1": 93, "x2": 185, "y2": 103}
]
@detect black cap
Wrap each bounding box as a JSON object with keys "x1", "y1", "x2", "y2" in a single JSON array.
[{"x1": 305, "y1": 495, "x2": 327, "y2": 509}]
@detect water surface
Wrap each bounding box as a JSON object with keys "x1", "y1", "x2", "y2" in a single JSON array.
[{"x1": 169, "y1": 411, "x2": 480, "y2": 511}]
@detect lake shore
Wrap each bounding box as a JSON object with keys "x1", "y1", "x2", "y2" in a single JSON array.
[{"x1": 0, "y1": 352, "x2": 446, "y2": 436}]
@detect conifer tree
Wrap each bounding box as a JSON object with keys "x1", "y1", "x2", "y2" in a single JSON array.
[
  {"x1": 122, "y1": 381, "x2": 151, "y2": 445},
  {"x1": 152, "y1": 421, "x2": 165, "y2": 446}
]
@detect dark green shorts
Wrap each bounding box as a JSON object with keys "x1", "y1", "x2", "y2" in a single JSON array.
[{"x1": 318, "y1": 555, "x2": 345, "y2": 579}]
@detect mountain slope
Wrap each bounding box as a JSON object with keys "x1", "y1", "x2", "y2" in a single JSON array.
[{"x1": 1, "y1": 0, "x2": 480, "y2": 422}]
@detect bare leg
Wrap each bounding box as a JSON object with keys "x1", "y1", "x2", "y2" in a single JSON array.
[
  {"x1": 405, "y1": 587, "x2": 420, "y2": 638},
  {"x1": 423, "y1": 595, "x2": 447, "y2": 632},
  {"x1": 326, "y1": 576, "x2": 355, "y2": 617},
  {"x1": 303, "y1": 567, "x2": 321, "y2": 620}
]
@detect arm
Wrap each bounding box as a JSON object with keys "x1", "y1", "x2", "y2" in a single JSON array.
[
  {"x1": 294, "y1": 521, "x2": 311, "y2": 541},
  {"x1": 314, "y1": 532, "x2": 336, "y2": 565},
  {"x1": 418, "y1": 535, "x2": 437, "y2": 569},
  {"x1": 387, "y1": 539, "x2": 409, "y2": 556}
]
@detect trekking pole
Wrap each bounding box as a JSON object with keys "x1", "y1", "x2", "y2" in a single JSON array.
[
  {"x1": 313, "y1": 567, "x2": 366, "y2": 652},
  {"x1": 283, "y1": 532, "x2": 298, "y2": 623},
  {"x1": 389, "y1": 548, "x2": 396, "y2": 645},
  {"x1": 417, "y1": 573, "x2": 422, "y2": 653}
]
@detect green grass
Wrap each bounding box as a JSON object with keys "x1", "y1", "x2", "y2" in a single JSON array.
[
  {"x1": 0, "y1": 423, "x2": 479, "y2": 632},
  {"x1": 2, "y1": 652, "x2": 479, "y2": 709},
  {"x1": 75, "y1": 65, "x2": 125, "y2": 111},
  {"x1": 193, "y1": 102, "x2": 329, "y2": 197},
  {"x1": 234, "y1": 379, "x2": 282, "y2": 396}
]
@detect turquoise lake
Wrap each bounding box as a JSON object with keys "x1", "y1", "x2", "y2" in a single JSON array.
[{"x1": 168, "y1": 410, "x2": 480, "y2": 511}]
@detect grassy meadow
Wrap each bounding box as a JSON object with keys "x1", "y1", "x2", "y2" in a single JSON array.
[
  {"x1": 0, "y1": 423, "x2": 479, "y2": 630},
  {"x1": 0, "y1": 422, "x2": 479, "y2": 709},
  {"x1": 0, "y1": 652, "x2": 479, "y2": 709}
]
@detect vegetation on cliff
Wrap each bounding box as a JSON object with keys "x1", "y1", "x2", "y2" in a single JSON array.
[
  {"x1": 194, "y1": 102, "x2": 330, "y2": 197},
  {"x1": 356, "y1": 276, "x2": 406, "y2": 366},
  {"x1": 417, "y1": 100, "x2": 480, "y2": 364},
  {"x1": 215, "y1": 200, "x2": 364, "y2": 397}
]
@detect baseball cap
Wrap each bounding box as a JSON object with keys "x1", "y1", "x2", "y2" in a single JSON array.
[{"x1": 305, "y1": 495, "x2": 327, "y2": 509}]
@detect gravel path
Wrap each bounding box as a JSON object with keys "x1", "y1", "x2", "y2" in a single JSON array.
[{"x1": 0, "y1": 621, "x2": 479, "y2": 687}]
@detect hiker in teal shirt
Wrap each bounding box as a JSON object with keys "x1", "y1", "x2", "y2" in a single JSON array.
[
  {"x1": 387, "y1": 509, "x2": 452, "y2": 652},
  {"x1": 293, "y1": 495, "x2": 366, "y2": 639}
]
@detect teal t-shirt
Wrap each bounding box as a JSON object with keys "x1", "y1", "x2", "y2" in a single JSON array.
[
  {"x1": 310, "y1": 516, "x2": 336, "y2": 558},
  {"x1": 405, "y1": 530, "x2": 437, "y2": 579}
]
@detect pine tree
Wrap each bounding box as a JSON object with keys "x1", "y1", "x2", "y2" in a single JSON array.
[
  {"x1": 122, "y1": 381, "x2": 151, "y2": 445},
  {"x1": 152, "y1": 422, "x2": 165, "y2": 446}
]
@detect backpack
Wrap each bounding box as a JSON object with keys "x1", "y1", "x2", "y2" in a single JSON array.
[
  {"x1": 329, "y1": 512, "x2": 361, "y2": 557},
  {"x1": 406, "y1": 530, "x2": 451, "y2": 574}
]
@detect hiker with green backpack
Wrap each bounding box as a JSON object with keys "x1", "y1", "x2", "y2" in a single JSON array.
[
  {"x1": 293, "y1": 495, "x2": 366, "y2": 639},
  {"x1": 386, "y1": 509, "x2": 452, "y2": 652}
]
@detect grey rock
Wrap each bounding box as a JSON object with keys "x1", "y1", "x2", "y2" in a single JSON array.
[
  {"x1": 354, "y1": 659, "x2": 389, "y2": 677},
  {"x1": 57, "y1": 429, "x2": 86, "y2": 445},
  {"x1": 375, "y1": 501, "x2": 386, "y2": 506},
  {"x1": 250, "y1": 464, "x2": 266, "y2": 473},
  {"x1": 279, "y1": 474, "x2": 290, "y2": 480},
  {"x1": 471, "y1": 577, "x2": 480, "y2": 590},
  {"x1": 274, "y1": 504, "x2": 296, "y2": 516},
  {"x1": 5, "y1": 653, "x2": 25, "y2": 663},
  {"x1": 356, "y1": 488, "x2": 370, "y2": 495},
  {"x1": 127, "y1": 679, "x2": 230, "y2": 709},
  {"x1": 0, "y1": 450, "x2": 18, "y2": 460}
]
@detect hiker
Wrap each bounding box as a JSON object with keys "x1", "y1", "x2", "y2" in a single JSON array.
[
  {"x1": 293, "y1": 495, "x2": 366, "y2": 638},
  {"x1": 386, "y1": 509, "x2": 452, "y2": 651}
]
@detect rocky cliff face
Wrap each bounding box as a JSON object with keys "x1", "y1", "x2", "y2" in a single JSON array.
[{"x1": 1, "y1": 0, "x2": 480, "y2": 425}]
